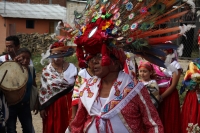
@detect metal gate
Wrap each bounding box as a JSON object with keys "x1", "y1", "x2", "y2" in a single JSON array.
[
  {"x1": 162, "y1": 1, "x2": 200, "y2": 59},
  {"x1": 178, "y1": 1, "x2": 200, "y2": 59}
]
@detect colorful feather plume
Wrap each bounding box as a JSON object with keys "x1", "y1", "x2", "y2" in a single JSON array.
[{"x1": 56, "y1": 0, "x2": 196, "y2": 68}]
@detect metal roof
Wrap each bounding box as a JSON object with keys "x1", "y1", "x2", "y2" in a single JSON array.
[{"x1": 0, "y1": 2, "x2": 66, "y2": 20}]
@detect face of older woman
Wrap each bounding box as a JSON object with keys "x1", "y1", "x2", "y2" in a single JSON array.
[
  {"x1": 92, "y1": 54, "x2": 120, "y2": 78},
  {"x1": 87, "y1": 58, "x2": 95, "y2": 73},
  {"x1": 51, "y1": 50, "x2": 64, "y2": 64}
]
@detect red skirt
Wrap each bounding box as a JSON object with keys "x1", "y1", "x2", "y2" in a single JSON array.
[
  {"x1": 158, "y1": 88, "x2": 181, "y2": 133},
  {"x1": 43, "y1": 92, "x2": 72, "y2": 133},
  {"x1": 181, "y1": 91, "x2": 200, "y2": 133}
]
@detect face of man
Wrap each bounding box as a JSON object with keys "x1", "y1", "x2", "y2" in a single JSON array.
[{"x1": 5, "y1": 41, "x2": 19, "y2": 56}]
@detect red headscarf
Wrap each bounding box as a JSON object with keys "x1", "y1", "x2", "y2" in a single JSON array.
[
  {"x1": 139, "y1": 61, "x2": 154, "y2": 71},
  {"x1": 50, "y1": 42, "x2": 65, "y2": 49}
]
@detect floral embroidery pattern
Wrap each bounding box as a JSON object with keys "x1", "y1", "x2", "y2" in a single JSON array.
[
  {"x1": 79, "y1": 78, "x2": 98, "y2": 98},
  {"x1": 101, "y1": 82, "x2": 134, "y2": 114},
  {"x1": 39, "y1": 64, "x2": 76, "y2": 104}
]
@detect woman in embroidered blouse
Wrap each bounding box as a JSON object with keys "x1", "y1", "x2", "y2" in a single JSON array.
[
  {"x1": 153, "y1": 48, "x2": 182, "y2": 133},
  {"x1": 71, "y1": 54, "x2": 95, "y2": 121},
  {"x1": 39, "y1": 42, "x2": 77, "y2": 133},
  {"x1": 70, "y1": 52, "x2": 163, "y2": 133}
]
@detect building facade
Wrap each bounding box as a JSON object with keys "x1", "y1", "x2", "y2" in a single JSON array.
[
  {"x1": 0, "y1": 0, "x2": 66, "y2": 7},
  {"x1": 0, "y1": 1, "x2": 66, "y2": 53}
]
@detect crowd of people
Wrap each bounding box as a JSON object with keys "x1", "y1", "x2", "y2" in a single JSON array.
[
  {"x1": 0, "y1": 33, "x2": 199, "y2": 133},
  {"x1": 0, "y1": 0, "x2": 199, "y2": 132}
]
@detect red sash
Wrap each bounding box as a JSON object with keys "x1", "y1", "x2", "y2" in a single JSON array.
[{"x1": 5, "y1": 54, "x2": 9, "y2": 61}]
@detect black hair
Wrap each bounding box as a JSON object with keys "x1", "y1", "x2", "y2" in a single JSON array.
[
  {"x1": 5, "y1": 36, "x2": 20, "y2": 46},
  {"x1": 17, "y1": 47, "x2": 32, "y2": 57},
  {"x1": 110, "y1": 53, "x2": 118, "y2": 60}
]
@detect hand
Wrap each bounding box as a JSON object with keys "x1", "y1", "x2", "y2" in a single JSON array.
[
  {"x1": 33, "y1": 102, "x2": 39, "y2": 115},
  {"x1": 40, "y1": 110, "x2": 47, "y2": 119},
  {"x1": 14, "y1": 55, "x2": 24, "y2": 64},
  {"x1": 159, "y1": 95, "x2": 163, "y2": 103}
]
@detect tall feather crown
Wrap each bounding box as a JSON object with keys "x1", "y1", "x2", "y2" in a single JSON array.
[{"x1": 59, "y1": 0, "x2": 195, "y2": 68}]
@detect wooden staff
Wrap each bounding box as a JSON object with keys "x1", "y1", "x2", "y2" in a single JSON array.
[{"x1": 0, "y1": 70, "x2": 8, "y2": 86}]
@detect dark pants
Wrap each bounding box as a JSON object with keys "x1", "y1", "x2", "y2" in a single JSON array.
[
  {"x1": 0, "y1": 126, "x2": 6, "y2": 133},
  {"x1": 7, "y1": 101, "x2": 33, "y2": 133}
]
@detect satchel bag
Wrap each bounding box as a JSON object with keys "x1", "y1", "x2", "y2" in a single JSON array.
[{"x1": 29, "y1": 66, "x2": 38, "y2": 111}]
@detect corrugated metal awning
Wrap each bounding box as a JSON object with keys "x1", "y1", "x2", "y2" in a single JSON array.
[{"x1": 0, "y1": 2, "x2": 66, "y2": 20}]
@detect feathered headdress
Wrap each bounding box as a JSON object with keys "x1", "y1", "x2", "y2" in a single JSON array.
[
  {"x1": 58, "y1": 0, "x2": 195, "y2": 68},
  {"x1": 180, "y1": 59, "x2": 200, "y2": 94}
]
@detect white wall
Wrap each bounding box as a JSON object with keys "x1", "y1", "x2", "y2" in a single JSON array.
[
  {"x1": 66, "y1": 1, "x2": 86, "y2": 46},
  {"x1": 66, "y1": 1, "x2": 86, "y2": 26}
]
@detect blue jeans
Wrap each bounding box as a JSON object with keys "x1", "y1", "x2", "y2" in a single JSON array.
[{"x1": 6, "y1": 101, "x2": 33, "y2": 133}]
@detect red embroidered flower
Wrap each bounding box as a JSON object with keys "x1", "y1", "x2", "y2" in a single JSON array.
[
  {"x1": 41, "y1": 90, "x2": 47, "y2": 95},
  {"x1": 51, "y1": 83, "x2": 57, "y2": 86},
  {"x1": 44, "y1": 73, "x2": 50, "y2": 76}
]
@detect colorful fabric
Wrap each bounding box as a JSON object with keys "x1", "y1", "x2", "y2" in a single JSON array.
[
  {"x1": 59, "y1": 0, "x2": 195, "y2": 69},
  {"x1": 40, "y1": 63, "x2": 77, "y2": 133},
  {"x1": 43, "y1": 93, "x2": 72, "y2": 133},
  {"x1": 123, "y1": 53, "x2": 136, "y2": 79},
  {"x1": 72, "y1": 69, "x2": 92, "y2": 106},
  {"x1": 153, "y1": 60, "x2": 181, "y2": 88},
  {"x1": 158, "y1": 87, "x2": 181, "y2": 133},
  {"x1": 181, "y1": 90, "x2": 200, "y2": 133},
  {"x1": 39, "y1": 63, "x2": 77, "y2": 106},
  {"x1": 71, "y1": 71, "x2": 163, "y2": 132},
  {"x1": 139, "y1": 61, "x2": 154, "y2": 71},
  {"x1": 153, "y1": 61, "x2": 181, "y2": 133},
  {"x1": 180, "y1": 61, "x2": 200, "y2": 94}
]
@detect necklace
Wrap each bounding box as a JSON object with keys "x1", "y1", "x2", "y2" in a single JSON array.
[{"x1": 52, "y1": 62, "x2": 64, "y2": 79}]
